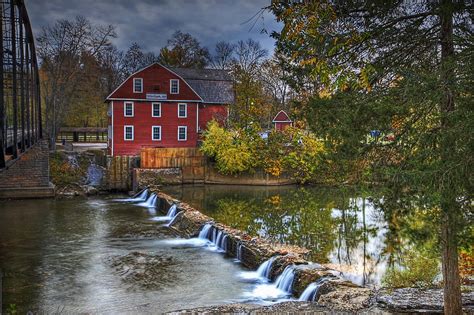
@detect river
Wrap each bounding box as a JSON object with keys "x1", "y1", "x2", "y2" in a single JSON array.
[
  {"x1": 162, "y1": 184, "x2": 403, "y2": 287},
  {"x1": 0, "y1": 196, "x2": 251, "y2": 313},
  {"x1": 0, "y1": 185, "x2": 423, "y2": 312}
]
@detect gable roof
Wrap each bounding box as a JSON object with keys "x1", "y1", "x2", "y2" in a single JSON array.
[
  {"x1": 272, "y1": 110, "x2": 292, "y2": 122},
  {"x1": 170, "y1": 68, "x2": 234, "y2": 104}
]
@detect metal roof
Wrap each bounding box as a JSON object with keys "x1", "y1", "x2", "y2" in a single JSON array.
[{"x1": 170, "y1": 68, "x2": 235, "y2": 104}]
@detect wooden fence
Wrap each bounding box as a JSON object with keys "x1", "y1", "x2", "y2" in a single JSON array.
[{"x1": 140, "y1": 147, "x2": 206, "y2": 183}]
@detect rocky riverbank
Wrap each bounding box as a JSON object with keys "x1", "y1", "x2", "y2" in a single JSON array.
[{"x1": 154, "y1": 189, "x2": 474, "y2": 314}]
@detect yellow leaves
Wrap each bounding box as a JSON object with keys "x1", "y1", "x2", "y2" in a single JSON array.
[
  {"x1": 359, "y1": 67, "x2": 372, "y2": 92},
  {"x1": 300, "y1": 57, "x2": 317, "y2": 66}
]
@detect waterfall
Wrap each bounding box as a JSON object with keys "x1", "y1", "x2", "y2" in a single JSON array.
[
  {"x1": 166, "y1": 204, "x2": 178, "y2": 217},
  {"x1": 256, "y1": 256, "x2": 276, "y2": 279},
  {"x1": 134, "y1": 189, "x2": 148, "y2": 201},
  {"x1": 298, "y1": 277, "x2": 329, "y2": 301},
  {"x1": 198, "y1": 224, "x2": 212, "y2": 239},
  {"x1": 197, "y1": 224, "x2": 228, "y2": 252},
  {"x1": 274, "y1": 265, "x2": 295, "y2": 293},
  {"x1": 236, "y1": 242, "x2": 243, "y2": 262},
  {"x1": 139, "y1": 193, "x2": 157, "y2": 207},
  {"x1": 166, "y1": 211, "x2": 181, "y2": 227},
  {"x1": 132, "y1": 188, "x2": 148, "y2": 199}
]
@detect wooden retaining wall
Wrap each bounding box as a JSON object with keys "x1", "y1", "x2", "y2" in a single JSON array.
[
  {"x1": 106, "y1": 156, "x2": 137, "y2": 191},
  {"x1": 140, "y1": 148, "x2": 205, "y2": 183}
]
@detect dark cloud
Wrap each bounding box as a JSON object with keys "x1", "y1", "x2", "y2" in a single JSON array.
[{"x1": 27, "y1": 0, "x2": 279, "y2": 54}]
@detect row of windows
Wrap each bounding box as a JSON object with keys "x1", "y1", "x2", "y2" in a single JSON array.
[
  {"x1": 132, "y1": 78, "x2": 179, "y2": 94},
  {"x1": 124, "y1": 102, "x2": 187, "y2": 118},
  {"x1": 123, "y1": 125, "x2": 188, "y2": 141}
]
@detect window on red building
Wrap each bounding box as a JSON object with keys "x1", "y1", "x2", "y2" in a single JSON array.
[
  {"x1": 170, "y1": 79, "x2": 179, "y2": 94},
  {"x1": 133, "y1": 78, "x2": 143, "y2": 93},
  {"x1": 124, "y1": 102, "x2": 134, "y2": 117},
  {"x1": 152, "y1": 103, "x2": 161, "y2": 117},
  {"x1": 124, "y1": 125, "x2": 134, "y2": 141},
  {"x1": 152, "y1": 126, "x2": 161, "y2": 141},
  {"x1": 178, "y1": 103, "x2": 187, "y2": 118},
  {"x1": 178, "y1": 126, "x2": 187, "y2": 141}
]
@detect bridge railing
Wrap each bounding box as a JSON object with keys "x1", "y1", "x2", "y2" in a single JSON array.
[{"x1": 0, "y1": 0, "x2": 42, "y2": 169}]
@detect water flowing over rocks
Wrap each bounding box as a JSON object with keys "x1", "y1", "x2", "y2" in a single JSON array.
[{"x1": 152, "y1": 189, "x2": 473, "y2": 313}]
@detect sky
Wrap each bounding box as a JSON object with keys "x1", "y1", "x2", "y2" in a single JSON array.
[{"x1": 27, "y1": 0, "x2": 280, "y2": 55}]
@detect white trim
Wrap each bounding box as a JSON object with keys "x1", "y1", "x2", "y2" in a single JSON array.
[
  {"x1": 107, "y1": 98, "x2": 202, "y2": 103},
  {"x1": 273, "y1": 120, "x2": 293, "y2": 123},
  {"x1": 151, "y1": 125, "x2": 162, "y2": 141},
  {"x1": 124, "y1": 125, "x2": 134, "y2": 141},
  {"x1": 178, "y1": 103, "x2": 187, "y2": 118},
  {"x1": 111, "y1": 101, "x2": 114, "y2": 156},
  {"x1": 106, "y1": 63, "x2": 156, "y2": 100},
  {"x1": 196, "y1": 103, "x2": 199, "y2": 132},
  {"x1": 124, "y1": 101, "x2": 134, "y2": 117},
  {"x1": 272, "y1": 110, "x2": 292, "y2": 123},
  {"x1": 152, "y1": 102, "x2": 161, "y2": 117},
  {"x1": 177, "y1": 126, "x2": 187, "y2": 141},
  {"x1": 106, "y1": 62, "x2": 204, "y2": 102},
  {"x1": 170, "y1": 79, "x2": 179, "y2": 94},
  {"x1": 133, "y1": 78, "x2": 143, "y2": 93}
]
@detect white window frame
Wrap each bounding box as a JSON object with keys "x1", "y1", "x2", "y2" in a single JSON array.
[
  {"x1": 152, "y1": 102, "x2": 161, "y2": 117},
  {"x1": 133, "y1": 78, "x2": 143, "y2": 93},
  {"x1": 170, "y1": 79, "x2": 179, "y2": 94},
  {"x1": 152, "y1": 126, "x2": 162, "y2": 141},
  {"x1": 124, "y1": 101, "x2": 134, "y2": 117},
  {"x1": 124, "y1": 125, "x2": 134, "y2": 141},
  {"x1": 178, "y1": 103, "x2": 187, "y2": 118},
  {"x1": 177, "y1": 126, "x2": 187, "y2": 141}
]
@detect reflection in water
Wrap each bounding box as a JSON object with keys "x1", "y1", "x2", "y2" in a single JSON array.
[{"x1": 162, "y1": 185, "x2": 405, "y2": 287}]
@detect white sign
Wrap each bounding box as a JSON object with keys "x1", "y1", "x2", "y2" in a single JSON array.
[{"x1": 146, "y1": 93, "x2": 167, "y2": 100}]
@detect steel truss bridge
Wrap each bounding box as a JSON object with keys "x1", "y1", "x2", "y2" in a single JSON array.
[{"x1": 0, "y1": 0, "x2": 41, "y2": 169}]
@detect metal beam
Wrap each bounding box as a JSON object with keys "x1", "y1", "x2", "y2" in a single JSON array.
[
  {"x1": 19, "y1": 3, "x2": 25, "y2": 152},
  {"x1": 10, "y1": 0, "x2": 18, "y2": 159},
  {"x1": 0, "y1": 3, "x2": 5, "y2": 168}
]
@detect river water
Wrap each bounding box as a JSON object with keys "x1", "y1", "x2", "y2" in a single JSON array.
[
  {"x1": 0, "y1": 197, "x2": 252, "y2": 313},
  {"x1": 162, "y1": 184, "x2": 401, "y2": 287}
]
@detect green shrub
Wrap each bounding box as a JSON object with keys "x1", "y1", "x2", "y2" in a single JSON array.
[
  {"x1": 49, "y1": 152, "x2": 89, "y2": 187},
  {"x1": 200, "y1": 121, "x2": 326, "y2": 181},
  {"x1": 382, "y1": 249, "x2": 440, "y2": 289}
]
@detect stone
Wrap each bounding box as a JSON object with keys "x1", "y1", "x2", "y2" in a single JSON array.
[{"x1": 376, "y1": 287, "x2": 474, "y2": 313}]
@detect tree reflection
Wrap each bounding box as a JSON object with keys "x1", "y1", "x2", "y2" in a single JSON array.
[{"x1": 163, "y1": 184, "x2": 443, "y2": 286}]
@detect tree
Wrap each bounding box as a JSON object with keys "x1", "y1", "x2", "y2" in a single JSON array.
[
  {"x1": 211, "y1": 41, "x2": 236, "y2": 70},
  {"x1": 121, "y1": 42, "x2": 158, "y2": 77},
  {"x1": 37, "y1": 16, "x2": 115, "y2": 149},
  {"x1": 159, "y1": 30, "x2": 210, "y2": 68},
  {"x1": 270, "y1": 1, "x2": 473, "y2": 313},
  {"x1": 234, "y1": 38, "x2": 268, "y2": 75}
]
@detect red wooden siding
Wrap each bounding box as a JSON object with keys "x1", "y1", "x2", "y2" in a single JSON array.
[
  {"x1": 275, "y1": 121, "x2": 292, "y2": 131},
  {"x1": 112, "y1": 101, "x2": 201, "y2": 156},
  {"x1": 107, "y1": 63, "x2": 231, "y2": 156},
  {"x1": 108, "y1": 64, "x2": 201, "y2": 101},
  {"x1": 198, "y1": 104, "x2": 228, "y2": 131}
]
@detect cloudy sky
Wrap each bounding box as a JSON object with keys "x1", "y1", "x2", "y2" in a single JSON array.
[{"x1": 27, "y1": 0, "x2": 280, "y2": 55}]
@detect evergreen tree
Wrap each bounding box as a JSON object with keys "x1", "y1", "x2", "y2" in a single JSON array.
[{"x1": 270, "y1": 1, "x2": 473, "y2": 313}]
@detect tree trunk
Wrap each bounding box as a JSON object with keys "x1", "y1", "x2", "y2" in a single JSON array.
[
  {"x1": 439, "y1": 1, "x2": 462, "y2": 313},
  {"x1": 441, "y1": 209, "x2": 462, "y2": 314}
]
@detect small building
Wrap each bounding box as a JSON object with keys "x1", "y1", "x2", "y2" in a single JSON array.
[
  {"x1": 106, "y1": 63, "x2": 234, "y2": 156},
  {"x1": 272, "y1": 110, "x2": 293, "y2": 131}
]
